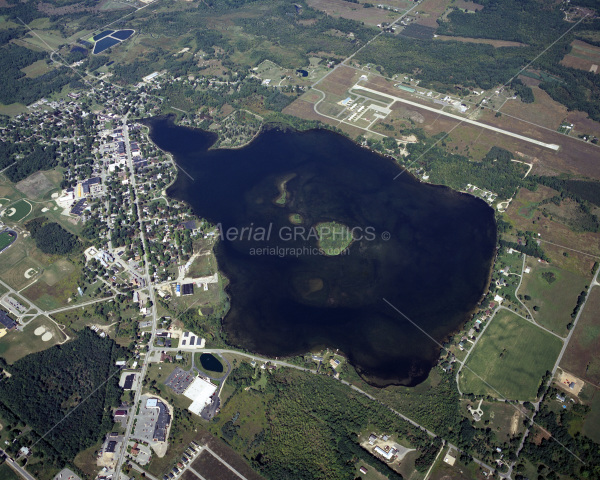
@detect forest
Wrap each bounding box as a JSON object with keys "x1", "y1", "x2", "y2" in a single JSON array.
[
  {"x1": 26, "y1": 217, "x2": 78, "y2": 255},
  {"x1": 4, "y1": 144, "x2": 58, "y2": 183},
  {"x1": 0, "y1": 329, "x2": 126, "y2": 466},
  {"x1": 408, "y1": 140, "x2": 527, "y2": 199},
  {"x1": 215, "y1": 366, "x2": 440, "y2": 480},
  {"x1": 434, "y1": 0, "x2": 600, "y2": 121},
  {"x1": 435, "y1": 0, "x2": 565, "y2": 45},
  {"x1": 519, "y1": 387, "x2": 600, "y2": 479},
  {"x1": 0, "y1": 43, "x2": 76, "y2": 107},
  {"x1": 354, "y1": 35, "x2": 533, "y2": 92}
]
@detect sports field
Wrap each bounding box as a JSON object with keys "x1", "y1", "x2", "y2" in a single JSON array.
[
  {"x1": 2, "y1": 199, "x2": 32, "y2": 222},
  {"x1": 459, "y1": 310, "x2": 563, "y2": 401},
  {"x1": 0, "y1": 231, "x2": 16, "y2": 251},
  {"x1": 0, "y1": 316, "x2": 65, "y2": 364}
]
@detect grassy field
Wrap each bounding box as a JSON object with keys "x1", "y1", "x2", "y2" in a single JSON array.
[
  {"x1": 0, "y1": 464, "x2": 20, "y2": 480},
  {"x1": 0, "y1": 315, "x2": 66, "y2": 364},
  {"x1": 0, "y1": 231, "x2": 16, "y2": 250},
  {"x1": 21, "y1": 261, "x2": 82, "y2": 310},
  {"x1": 582, "y1": 387, "x2": 600, "y2": 443},
  {"x1": 460, "y1": 310, "x2": 563, "y2": 401},
  {"x1": 519, "y1": 258, "x2": 589, "y2": 335},
  {"x1": 560, "y1": 286, "x2": 600, "y2": 386},
  {"x1": 2, "y1": 199, "x2": 32, "y2": 222},
  {"x1": 428, "y1": 446, "x2": 488, "y2": 480},
  {"x1": 0, "y1": 102, "x2": 28, "y2": 116},
  {"x1": 0, "y1": 235, "x2": 54, "y2": 290},
  {"x1": 187, "y1": 254, "x2": 216, "y2": 278}
]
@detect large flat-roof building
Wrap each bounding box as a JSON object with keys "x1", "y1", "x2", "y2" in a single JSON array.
[
  {"x1": 184, "y1": 376, "x2": 217, "y2": 416},
  {"x1": 0, "y1": 311, "x2": 17, "y2": 330}
]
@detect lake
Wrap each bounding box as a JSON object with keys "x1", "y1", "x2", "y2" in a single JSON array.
[{"x1": 146, "y1": 117, "x2": 496, "y2": 387}]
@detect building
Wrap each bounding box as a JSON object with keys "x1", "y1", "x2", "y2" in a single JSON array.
[
  {"x1": 152, "y1": 401, "x2": 171, "y2": 442},
  {"x1": 123, "y1": 373, "x2": 135, "y2": 390},
  {"x1": 359, "y1": 466, "x2": 368, "y2": 474},
  {"x1": 374, "y1": 446, "x2": 397, "y2": 461},
  {"x1": 181, "y1": 283, "x2": 194, "y2": 296},
  {"x1": 0, "y1": 310, "x2": 17, "y2": 330},
  {"x1": 106, "y1": 441, "x2": 117, "y2": 453},
  {"x1": 184, "y1": 376, "x2": 217, "y2": 416},
  {"x1": 368, "y1": 434, "x2": 377, "y2": 445},
  {"x1": 114, "y1": 409, "x2": 128, "y2": 419}
]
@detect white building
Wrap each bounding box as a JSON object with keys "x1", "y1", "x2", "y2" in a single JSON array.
[{"x1": 184, "y1": 376, "x2": 217, "y2": 415}]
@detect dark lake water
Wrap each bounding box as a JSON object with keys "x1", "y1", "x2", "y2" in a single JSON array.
[
  {"x1": 146, "y1": 117, "x2": 497, "y2": 387},
  {"x1": 199, "y1": 353, "x2": 224, "y2": 373}
]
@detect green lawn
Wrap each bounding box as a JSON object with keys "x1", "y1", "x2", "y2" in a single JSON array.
[
  {"x1": 3, "y1": 199, "x2": 32, "y2": 222},
  {"x1": 0, "y1": 231, "x2": 16, "y2": 250},
  {"x1": 460, "y1": 310, "x2": 563, "y2": 401},
  {"x1": 0, "y1": 316, "x2": 66, "y2": 364},
  {"x1": 520, "y1": 260, "x2": 589, "y2": 335},
  {"x1": 0, "y1": 464, "x2": 20, "y2": 480}
]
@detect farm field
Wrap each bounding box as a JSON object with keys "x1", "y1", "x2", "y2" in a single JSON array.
[
  {"x1": 560, "y1": 39, "x2": 600, "y2": 74},
  {"x1": 582, "y1": 387, "x2": 600, "y2": 443},
  {"x1": 0, "y1": 315, "x2": 66, "y2": 364},
  {"x1": 519, "y1": 258, "x2": 589, "y2": 335},
  {"x1": 560, "y1": 286, "x2": 600, "y2": 386},
  {"x1": 305, "y1": 0, "x2": 409, "y2": 26},
  {"x1": 459, "y1": 310, "x2": 563, "y2": 401},
  {"x1": 504, "y1": 187, "x2": 600, "y2": 258}
]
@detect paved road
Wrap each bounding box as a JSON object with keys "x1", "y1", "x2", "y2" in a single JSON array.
[
  {"x1": 351, "y1": 85, "x2": 560, "y2": 151},
  {"x1": 114, "y1": 117, "x2": 160, "y2": 480},
  {"x1": 45, "y1": 295, "x2": 116, "y2": 315},
  {"x1": 156, "y1": 347, "x2": 503, "y2": 474},
  {"x1": 0, "y1": 449, "x2": 36, "y2": 480},
  {"x1": 129, "y1": 461, "x2": 159, "y2": 480}
]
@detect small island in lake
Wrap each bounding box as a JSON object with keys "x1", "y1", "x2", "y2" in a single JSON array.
[{"x1": 315, "y1": 221, "x2": 353, "y2": 256}]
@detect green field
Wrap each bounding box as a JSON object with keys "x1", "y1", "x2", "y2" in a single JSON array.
[
  {"x1": 0, "y1": 464, "x2": 20, "y2": 480},
  {"x1": 0, "y1": 315, "x2": 66, "y2": 364},
  {"x1": 0, "y1": 231, "x2": 16, "y2": 251},
  {"x1": 2, "y1": 199, "x2": 32, "y2": 222},
  {"x1": 460, "y1": 310, "x2": 563, "y2": 401},
  {"x1": 520, "y1": 260, "x2": 589, "y2": 335}
]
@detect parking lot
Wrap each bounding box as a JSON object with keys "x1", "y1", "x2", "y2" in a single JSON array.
[{"x1": 164, "y1": 367, "x2": 195, "y2": 394}]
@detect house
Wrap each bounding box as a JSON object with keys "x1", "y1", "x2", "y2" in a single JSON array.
[
  {"x1": 114, "y1": 409, "x2": 128, "y2": 420},
  {"x1": 374, "y1": 446, "x2": 397, "y2": 461},
  {"x1": 368, "y1": 434, "x2": 377, "y2": 445}
]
